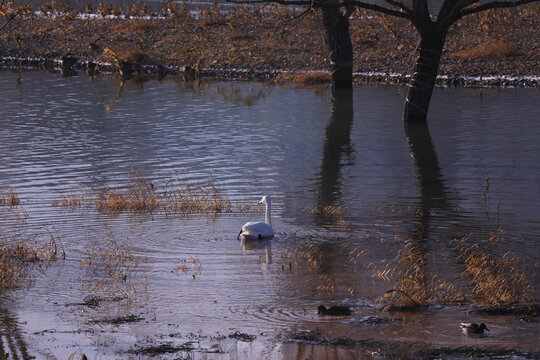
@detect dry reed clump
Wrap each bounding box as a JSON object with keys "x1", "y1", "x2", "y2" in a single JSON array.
[
  {"x1": 163, "y1": 181, "x2": 232, "y2": 214},
  {"x1": 80, "y1": 234, "x2": 143, "y2": 300},
  {"x1": 1, "y1": 187, "x2": 20, "y2": 207},
  {"x1": 455, "y1": 236, "x2": 532, "y2": 306},
  {"x1": 0, "y1": 231, "x2": 62, "y2": 290},
  {"x1": 374, "y1": 238, "x2": 427, "y2": 310},
  {"x1": 53, "y1": 176, "x2": 234, "y2": 215},
  {"x1": 288, "y1": 241, "x2": 356, "y2": 299},
  {"x1": 96, "y1": 177, "x2": 160, "y2": 214},
  {"x1": 52, "y1": 191, "x2": 84, "y2": 208},
  {"x1": 173, "y1": 256, "x2": 202, "y2": 279},
  {"x1": 274, "y1": 72, "x2": 331, "y2": 85},
  {"x1": 452, "y1": 41, "x2": 526, "y2": 59},
  {"x1": 372, "y1": 237, "x2": 466, "y2": 311},
  {"x1": 308, "y1": 204, "x2": 350, "y2": 232},
  {"x1": 237, "y1": 201, "x2": 264, "y2": 213}
]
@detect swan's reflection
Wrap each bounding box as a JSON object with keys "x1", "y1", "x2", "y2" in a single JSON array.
[{"x1": 240, "y1": 237, "x2": 272, "y2": 269}]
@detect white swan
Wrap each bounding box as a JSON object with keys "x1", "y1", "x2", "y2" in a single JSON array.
[{"x1": 238, "y1": 196, "x2": 275, "y2": 240}]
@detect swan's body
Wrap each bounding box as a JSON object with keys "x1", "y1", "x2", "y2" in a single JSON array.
[
  {"x1": 238, "y1": 196, "x2": 274, "y2": 240},
  {"x1": 460, "y1": 322, "x2": 489, "y2": 335}
]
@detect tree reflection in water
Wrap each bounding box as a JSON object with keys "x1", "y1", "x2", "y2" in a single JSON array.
[{"x1": 0, "y1": 306, "x2": 30, "y2": 359}]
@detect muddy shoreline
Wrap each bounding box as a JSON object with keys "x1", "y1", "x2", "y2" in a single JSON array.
[{"x1": 0, "y1": 4, "x2": 539, "y2": 87}]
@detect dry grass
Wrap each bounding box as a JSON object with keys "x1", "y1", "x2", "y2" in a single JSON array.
[
  {"x1": 275, "y1": 72, "x2": 331, "y2": 85},
  {"x1": 288, "y1": 241, "x2": 356, "y2": 299},
  {"x1": 80, "y1": 234, "x2": 142, "y2": 300},
  {"x1": 372, "y1": 237, "x2": 466, "y2": 310},
  {"x1": 52, "y1": 191, "x2": 84, "y2": 208},
  {"x1": 96, "y1": 176, "x2": 160, "y2": 214},
  {"x1": 173, "y1": 256, "x2": 202, "y2": 279},
  {"x1": 452, "y1": 41, "x2": 526, "y2": 59},
  {"x1": 54, "y1": 174, "x2": 234, "y2": 215},
  {"x1": 373, "y1": 233, "x2": 532, "y2": 310},
  {"x1": 307, "y1": 204, "x2": 350, "y2": 232},
  {"x1": 0, "y1": 229, "x2": 61, "y2": 290},
  {"x1": 456, "y1": 234, "x2": 532, "y2": 306},
  {"x1": 162, "y1": 181, "x2": 232, "y2": 214},
  {"x1": 373, "y1": 238, "x2": 429, "y2": 310},
  {"x1": 1, "y1": 187, "x2": 20, "y2": 207}
]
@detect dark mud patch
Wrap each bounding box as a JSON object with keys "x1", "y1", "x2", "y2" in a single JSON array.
[
  {"x1": 227, "y1": 331, "x2": 256, "y2": 342},
  {"x1": 89, "y1": 314, "x2": 144, "y2": 325},
  {"x1": 358, "y1": 316, "x2": 392, "y2": 325},
  {"x1": 131, "y1": 342, "x2": 222, "y2": 356},
  {"x1": 65, "y1": 295, "x2": 125, "y2": 308},
  {"x1": 283, "y1": 329, "x2": 540, "y2": 359},
  {"x1": 422, "y1": 346, "x2": 540, "y2": 360},
  {"x1": 469, "y1": 303, "x2": 540, "y2": 317},
  {"x1": 285, "y1": 329, "x2": 376, "y2": 347},
  {"x1": 130, "y1": 338, "x2": 223, "y2": 357}
]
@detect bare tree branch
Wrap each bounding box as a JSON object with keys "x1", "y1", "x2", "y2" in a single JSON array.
[
  {"x1": 0, "y1": 13, "x2": 16, "y2": 32},
  {"x1": 459, "y1": 0, "x2": 537, "y2": 17},
  {"x1": 438, "y1": 0, "x2": 476, "y2": 19},
  {"x1": 350, "y1": 1, "x2": 413, "y2": 19},
  {"x1": 288, "y1": 4, "x2": 315, "y2": 21},
  {"x1": 227, "y1": 0, "x2": 413, "y2": 19},
  {"x1": 439, "y1": 0, "x2": 539, "y2": 28},
  {"x1": 384, "y1": 0, "x2": 413, "y2": 15}
]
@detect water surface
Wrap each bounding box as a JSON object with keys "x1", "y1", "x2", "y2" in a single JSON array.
[{"x1": 0, "y1": 70, "x2": 539, "y2": 359}]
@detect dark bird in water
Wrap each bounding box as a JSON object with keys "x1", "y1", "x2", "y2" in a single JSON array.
[
  {"x1": 318, "y1": 305, "x2": 352, "y2": 316},
  {"x1": 460, "y1": 322, "x2": 490, "y2": 335}
]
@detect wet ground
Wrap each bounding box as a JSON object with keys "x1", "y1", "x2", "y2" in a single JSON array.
[{"x1": 0, "y1": 3, "x2": 539, "y2": 84}]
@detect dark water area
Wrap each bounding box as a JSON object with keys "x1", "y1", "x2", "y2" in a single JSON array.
[{"x1": 0, "y1": 70, "x2": 539, "y2": 359}]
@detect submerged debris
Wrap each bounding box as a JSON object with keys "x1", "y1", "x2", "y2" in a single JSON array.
[
  {"x1": 65, "y1": 295, "x2": 125, "y2": 308},
  {"x1": 228, "y1": 331, "x2": 256, "y2": 342},
  {"x1": 89, "y1": 314, "x2": 144, "y2": 325},
  {"x1": 469, "y1": 302, "x2": 540, "y2": 316},
  {"x1": 131, "y1": 341, "x2": 222, "y2": 356}
]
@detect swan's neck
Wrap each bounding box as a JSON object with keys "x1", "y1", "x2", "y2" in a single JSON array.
[{"x1": 264, "y1": 200, "x2": 272, "y2": 226}]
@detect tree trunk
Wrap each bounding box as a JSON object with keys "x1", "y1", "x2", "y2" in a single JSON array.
[
  {"x1": 321, "y1": 6, "x2": 353, "y2": 89},
  {"x1": 403, "y1": 32, "x2": 447, "y2": 123}
]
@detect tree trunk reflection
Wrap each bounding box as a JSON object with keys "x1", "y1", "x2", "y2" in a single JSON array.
[{"x1": 317, "y1": 87, "x2": 354, "y2": 208}]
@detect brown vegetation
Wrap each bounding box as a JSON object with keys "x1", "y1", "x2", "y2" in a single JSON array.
[
  {"x1": 452, "y1": 41, "x2": 526, "y2": 59},
  {"x1": 275, "y1": 71, "x2": 331, "y2": 84},
  {"x1": 53, "y1": 174, "x2": 236, "y2": 214},
  {"x1": 455, "y1": 234, "x2": 532, "y2": 306},
  {"x1": 373, "y1": 232, "x2": 531, "y2": 310},
  {"x1": 0, "y1": 229, "x2": 61, "y2": 290},
  {"x1": 308, "y1": 204, "x2": 350, "y2": 232},
  {"x1": 0, "y1": 187, "x2": 20, "y2": 207},
  {"x1": 80, "y1": 234, "x2": 142, "y2": 300}
]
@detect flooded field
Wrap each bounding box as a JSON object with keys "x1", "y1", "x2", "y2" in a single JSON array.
[{"x1": 0, "y1": 70, "x2": 539, "y2": 359}]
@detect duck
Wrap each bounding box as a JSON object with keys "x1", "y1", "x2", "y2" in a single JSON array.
[
  {"x1": 238, "y1": 196, "x2": 274, "y2": 240},
  {"x1": 460, "y1": 322, "x2": 490, "y2": 335},
  {"x1": 318, "y1": 305, "x2": 352, "y2": 316}
]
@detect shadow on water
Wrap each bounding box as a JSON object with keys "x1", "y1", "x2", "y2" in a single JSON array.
[{"x1": 0, "y1": 306, "x2": 30, "y2": 360}]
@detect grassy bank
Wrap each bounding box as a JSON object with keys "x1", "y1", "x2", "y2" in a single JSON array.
[{"x1": 0, "y1": 2, "x2": 538, "y2": 85}]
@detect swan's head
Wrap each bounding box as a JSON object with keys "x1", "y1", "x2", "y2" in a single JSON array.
[{"x1": 259, "y1": 196, "x2": 271, "y2": 205}]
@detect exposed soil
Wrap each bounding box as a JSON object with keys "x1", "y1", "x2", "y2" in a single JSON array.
[{"x1": 0, "y1": 3, "x2": 539, "y2": 85}]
